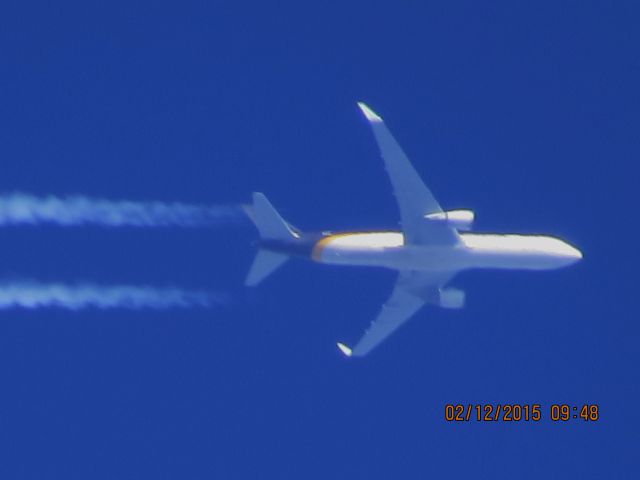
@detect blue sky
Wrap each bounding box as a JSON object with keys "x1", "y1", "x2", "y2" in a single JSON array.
[{"x1": 0, "y1": 1, "x2": 637, "y2": 478}]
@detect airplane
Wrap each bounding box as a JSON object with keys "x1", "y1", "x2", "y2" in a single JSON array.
[{"x1": 244, "y1": 102, "x2": 582, "y2": 357}]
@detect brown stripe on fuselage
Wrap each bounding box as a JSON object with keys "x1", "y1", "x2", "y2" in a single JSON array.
[{"x1": 311, "y1": 232, "x2": 363, "y2": 262}]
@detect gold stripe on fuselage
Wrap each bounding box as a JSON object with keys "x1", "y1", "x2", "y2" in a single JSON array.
[{"x1": 311, "y1": 233, "x2": 358, "y2": 262}]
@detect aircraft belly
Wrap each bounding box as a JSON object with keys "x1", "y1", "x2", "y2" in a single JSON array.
[
  {"x1": 316, "y1": 244, "x2": 470, "y2": 271},
  {"x1": 315, "y1": 240, "x2": 577, "y2": 271},
  {"x1": 465, "y1": 248, "x2": 578, "y2": 270},
  {"x1": 316, "y1": 245, "x2": 399, "y2": 267},
  {"x1": 461, "y1": 234, "x2": 582, "y2": 270},
  {"x1": 311, "y1": 233, "x2": 579, "y2": 271},
  {"x1": 467, "y1": 251, "x2": 576, "y2": 270}
]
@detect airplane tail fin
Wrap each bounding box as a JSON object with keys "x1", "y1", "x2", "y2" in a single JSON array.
[
  {"x1": 244, "y1": 193, "x2": 296, "y2": 286},
  {"x1": 245, "y1": 249, "x2": 289, "y2": 287}
]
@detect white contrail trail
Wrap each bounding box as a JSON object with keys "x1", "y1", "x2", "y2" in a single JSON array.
[
  {"x1": 0, "y1": 193, "x2": 245, "y2": 227},
  {"x1": 0, "y1": 281, "x2": 227, "y2": 310}
]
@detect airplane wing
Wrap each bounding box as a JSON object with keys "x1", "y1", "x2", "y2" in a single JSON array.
[
  {"x1": 337, "y1": 270, "x2": 453, "y2": 357},
  {"x1": 357, "y1": 102, "x2": 460, "y2": 246}
]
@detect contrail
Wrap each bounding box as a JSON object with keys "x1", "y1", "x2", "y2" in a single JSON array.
[
  {"x1": 0, "y1": 193, "x2": 246, "y2": 227},
  {"x1": 0, "y1": 281, "x2": 227, "y2": 310}
]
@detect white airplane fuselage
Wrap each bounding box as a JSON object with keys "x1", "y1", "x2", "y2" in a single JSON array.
[{"x1": 310, "y1": 231, "x2": 582, "y2": 272}]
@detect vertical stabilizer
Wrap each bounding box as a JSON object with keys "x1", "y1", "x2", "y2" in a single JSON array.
[{"x1": 245, "y1": 193, "x2": 296, "y2": 286}]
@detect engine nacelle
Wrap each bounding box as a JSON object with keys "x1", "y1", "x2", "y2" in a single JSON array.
[
  {"x1": 425, "y1": 209, "x2": 474, "y2": 231},
  {"x1": 439, "y1": 288, "x2": 465, "y2": 309}
]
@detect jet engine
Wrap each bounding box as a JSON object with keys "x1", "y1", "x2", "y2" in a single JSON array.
[
  {"x1": 425, "y1": 210, "x2": 474, "y2": 231},
  {"x1": 439, "y1": 288, "x2": 465, "y2": 309}
]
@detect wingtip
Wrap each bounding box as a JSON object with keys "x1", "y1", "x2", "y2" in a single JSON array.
[
  {"x1": 336, "y1": 342, "x2": 353, "y2": 357},
  {"x1": 357, "y1": 102, "x2": 383, "y2": 123}
]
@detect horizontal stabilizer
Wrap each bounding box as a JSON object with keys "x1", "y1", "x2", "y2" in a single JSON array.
[
  {"x1": 251, "y1": 192, "x2": 296, "y2": 240},
  {"x1": 244, "y1": 193, "x2": 296, "y2": 287},
  {"x1": 245, "y1": 249, "x2": 288, "y2": 287}
]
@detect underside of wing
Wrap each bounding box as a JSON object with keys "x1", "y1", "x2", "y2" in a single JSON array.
[
  {"x1": 338, "y1": 270, "x2": 455, "y2": 357},
  {"x1": 357, "y1": 102, "x2": 460, "y2": 246}
]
